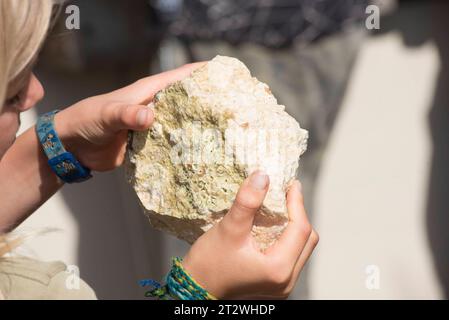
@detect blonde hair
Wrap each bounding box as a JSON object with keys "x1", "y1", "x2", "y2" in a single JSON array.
[
  {"x1": 0, "y1": 0, "x2": 54, "y2": 257},
  {"x1": 0, "y1": 0, "x2": 53, "y2": 110}
]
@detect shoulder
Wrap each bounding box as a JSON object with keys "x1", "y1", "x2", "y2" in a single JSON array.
[{"x1": 0, "y1": 256, "x2": 97, "y2": 300}]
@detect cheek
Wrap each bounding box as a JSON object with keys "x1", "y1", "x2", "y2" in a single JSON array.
[
  {"x1": 0, "y1": 108, "x2": 20, "y2": 159},
  {"x1": 17, "y1": 74, "x2": 45, "y2": 112}
]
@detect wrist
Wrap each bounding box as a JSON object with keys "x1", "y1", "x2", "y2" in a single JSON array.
[
  {"x1": 182, "y1": 254, "x2": 225, "y2": 299},
  {"x1": 146, "y1": 257, "x2": 218, "y2": 300},
  {"x1": 36, "y1": 110, "x2": 92, "y2": 183},
  {"x1": 54, "y1": 110, "x2": 77, "y2": 154}
]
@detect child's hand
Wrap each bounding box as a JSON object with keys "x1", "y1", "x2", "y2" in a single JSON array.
[
  {"x1": 182, "y1": 171, "x2": 319, "y2": 299},
  {"x1": 53, "y1": 63, "x2": 203, "y2": 172}
]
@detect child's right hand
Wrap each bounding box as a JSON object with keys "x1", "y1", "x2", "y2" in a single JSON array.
[{"x1": 182, "y1": 171, "x2": 319, "y2": 299}]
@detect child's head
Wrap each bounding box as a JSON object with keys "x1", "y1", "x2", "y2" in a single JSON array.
[
  {"x1": 0, "y1": 0, "x2": 53, "y2": 159},
  {"x1": 0, "y1": 0, "x2": 54, "y2": 258}
]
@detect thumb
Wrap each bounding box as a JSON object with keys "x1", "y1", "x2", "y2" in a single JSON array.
[
  {"x1": 102, "y1": 103, "x2": 154, "y2": 132},
  {"x1": 220, "y1": 170, "x2": 269, "y2": 241}
]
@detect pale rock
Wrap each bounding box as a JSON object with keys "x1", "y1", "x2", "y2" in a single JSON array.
[{"x1": 126, "y1": 55, "x2": 308, "y2": 250}]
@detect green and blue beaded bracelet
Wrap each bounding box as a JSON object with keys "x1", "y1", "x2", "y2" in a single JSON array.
[{"x1": 143, "y1": 257, "x2": 217, "y2": 300}]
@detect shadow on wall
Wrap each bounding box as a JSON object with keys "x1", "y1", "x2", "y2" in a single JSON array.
[
  {"x1": 426, "y1": 2, "x2": 449, "y2": 299},
  {"x1": 376, "y1": 0, "x2": 449, "y2": 298}
]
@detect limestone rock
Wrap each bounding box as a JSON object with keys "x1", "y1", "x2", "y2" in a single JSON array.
[{"x1": 126, "y1": 55, "x2": 308, "y2": 250}]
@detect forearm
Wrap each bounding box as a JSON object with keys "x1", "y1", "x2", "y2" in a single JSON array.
[{"x1": 0, "y1": 126, "x2": 63, "y2": 232}]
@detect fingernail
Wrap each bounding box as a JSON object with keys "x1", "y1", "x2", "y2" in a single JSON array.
[
  {"x1": 249, "y1": 171, "x2": 269, "y2": 190},
  {"x1": 136, "y1": 108, "x2": 149, "y2": 126}
]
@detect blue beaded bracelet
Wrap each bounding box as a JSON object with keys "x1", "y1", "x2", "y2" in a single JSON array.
[{"x1": 36, "y1": 110, "x2": 92, "y2": 183}]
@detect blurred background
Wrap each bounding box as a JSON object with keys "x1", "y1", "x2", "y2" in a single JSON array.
[{"x1": 16, "y1": 0, "x2": 448, "y2": 299}]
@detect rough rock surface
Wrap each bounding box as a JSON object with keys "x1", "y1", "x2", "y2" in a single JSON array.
[{"x1": 126, "y1": 55, "x2": 308, "y2": 249}]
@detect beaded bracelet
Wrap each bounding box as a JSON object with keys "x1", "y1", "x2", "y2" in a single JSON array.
[
  {"x1": 144, "y1": 257, "x2": 217, "y2": 300},
  {"x1": 36, "y1": 110, "x2": 92, "y2": 183}
]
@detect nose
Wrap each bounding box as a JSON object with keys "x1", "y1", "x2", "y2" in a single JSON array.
[{"x1": 17, "y1": 73, "x2": 45, "y2": 112}]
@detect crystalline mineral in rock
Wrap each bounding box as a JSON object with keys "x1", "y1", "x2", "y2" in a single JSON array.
[{"x1": 126, "y1": 55, "x2": 308, "y2": 249}]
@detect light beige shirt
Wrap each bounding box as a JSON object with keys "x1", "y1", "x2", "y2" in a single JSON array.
[{"x1": 0, "y1": 256, "x2": 97, "y2": 300}]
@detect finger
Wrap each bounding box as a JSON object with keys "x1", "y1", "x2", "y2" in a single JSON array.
[
  {"x1": 220, "y1": 170, "x2": 269, "y2": 242},
  {"x1": 113, "y1": 130, "x2": 129, "y2": 167},
  {"x1": 102, "y1": 104, "x2": 154, "y2": 132},
  {"x1": 92, "y1": 131, "x2": 128, "y2": 171},
  {"x1": 295, "y1": 229, "x2": 319, "y2": 271},
  {"x1": 107, "y1": 62, "x2": 206, "y2": 105},
  {"x1": 265, "y1": 180, "x2": 311, "y2": 265},
  {"x1": 285, "y1": 229, "x2": 319, "y2": 293}
]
